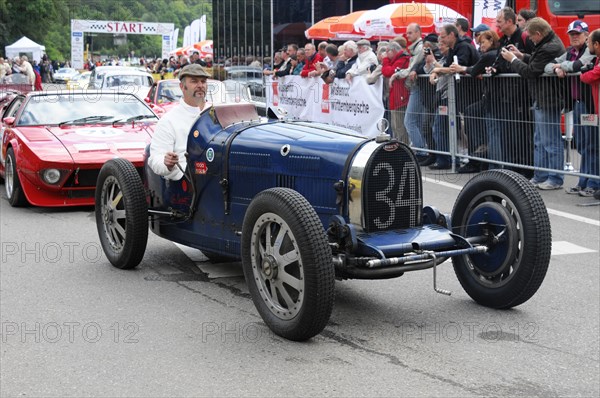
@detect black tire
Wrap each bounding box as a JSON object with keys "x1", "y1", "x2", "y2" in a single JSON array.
[
  {"x1": 451, "y1": 169, "x2": 551, "y2": 309},
  {"x1": 241, "y1": 188, "x2": 335, "y2": 341},
  {"x1": 95, "y1": 158, "x2": 148, "y2": 269},
  {"x1": 5, "y1": 147, "x2": 28, "y2": 206}
]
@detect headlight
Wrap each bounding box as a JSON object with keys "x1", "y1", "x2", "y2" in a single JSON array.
[{"x1": 41, "y1": 169, "x2": 62, "y2": 184}]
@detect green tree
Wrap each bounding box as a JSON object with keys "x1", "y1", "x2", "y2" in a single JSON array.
[{"x1": 0, "y1": 0, "x2": 213, "y2": 63}]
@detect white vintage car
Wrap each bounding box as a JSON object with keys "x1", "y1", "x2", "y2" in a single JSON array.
[{"x1": 89, "y1": 67, "x2": 154, "y2": 99}]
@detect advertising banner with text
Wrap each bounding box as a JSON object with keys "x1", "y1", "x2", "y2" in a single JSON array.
[{"x1": 266, "y1": 76, "x2": 384, "y2": 138}]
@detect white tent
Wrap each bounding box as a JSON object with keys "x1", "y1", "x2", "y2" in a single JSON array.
[{"x1": 5, "y1": 36, "x2": 46, "y2": 63}]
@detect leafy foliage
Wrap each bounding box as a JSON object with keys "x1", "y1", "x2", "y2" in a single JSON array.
[{"x1": 0, "y1": 0, "x2": 213, "y2": 61}]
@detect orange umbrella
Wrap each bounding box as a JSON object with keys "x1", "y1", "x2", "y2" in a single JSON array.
[
  {"x1": 305, "y1": 16, "x2": 341, "y2": 40},
  {"x1": 170, "y1": 47, "x2": 188, "y2": 56},
  {"x1": 329, "y1": 10, "x2": 368, "y2": 39},
  {"x1": 357, "y1": 3, "x2": 465, "y2": 37},
  {"x1": 389, "y1": 3, "x2": 436, "y2": 29},
  {"x1": 192, "y1": 40, "x2": 213, "y2": 56}
]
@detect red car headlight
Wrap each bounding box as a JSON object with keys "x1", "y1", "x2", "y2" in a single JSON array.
[{"x1": 40, "y1": 168, "x2": 62, "y2": 185}]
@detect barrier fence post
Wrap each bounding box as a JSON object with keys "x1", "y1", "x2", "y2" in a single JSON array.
[{"x1": 447, "y1": 77, "x2": 458, "y2": 172}]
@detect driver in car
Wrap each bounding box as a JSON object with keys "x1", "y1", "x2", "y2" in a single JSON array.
[{"x1": 148, "y1": 64, "x2": 211, "y2": 180}]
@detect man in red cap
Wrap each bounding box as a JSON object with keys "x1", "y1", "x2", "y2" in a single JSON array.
[{"x1": 545, "y1": 20, "x2": 597, "y2": 196}]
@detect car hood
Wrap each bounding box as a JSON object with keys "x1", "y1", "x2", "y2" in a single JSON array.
[
  {"x1": 151, "y1": 102, "x2": 178, "y2": 117},
  {"x1": 37, "y1": 124, "x2": 153, "y2": 164}
]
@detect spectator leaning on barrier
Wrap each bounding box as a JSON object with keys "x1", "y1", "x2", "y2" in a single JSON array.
[
  {"x1": 366, "y1": 45, "x2": 390, "y2": 122},
  {"x1": 287, "y1": 44, "x2": 299, "y2": 59},
  {"x1": 322, "y1": 44, "x2": 338, "y2": 69},
  {"x1": 451, "y1": 30, "x2": 501, "y2": 173},
  {"x1": 346, "y1": 39, "x2": 378, "y2": 82},
  {"x1": 173, "y1": 55, "x2": 190, "y2": 78},
  {"x1": 190, "y1": 50, "x2": 207, "y2": 67},
  {"x1": 517, "y1": 8, "x2": 536, "y2": 30},
  {"x1": 501, "y1": 17, "x2": 566, "y2": 190},
  {"x1": 317, "y1": 41, "x2": 328, "y2": 61},
  {"x1": 318, "y1": 44, "x2": 339, "y2": 81},
  {"x1": 470, "y1": 24, "x2": 491, "y2": 48},
  {"x1": 426, "y1": 39, "x2": 452, "y2": 169},
  {"x1": 382, "y1": 40, "x2": 412, "y2": 145},
  {"x1": 325, "y1": 44, "x2": 339, "y2": 69},
  {"x1": 455, "y1": 18, "x2": 470, "y2": 39},
  {"x1": 581, "y1": 29, "x2": 600, "y2": 114},
  {"x1": 0, "y1": 57, "x2": 11, "y2": 81},
  {"x1": 266, "y1": 46, "x2": 293, "y2": 77},
  {"x1": 490, "y1": 6, "x2": 536, "y2": 178},
  {"x1": 300, "y1": 43, "x2": 323, "y2": 78},
  {"x1": 409, "y1": 33, "x2": 440, "y2": 166},
  {"x1": 428, "y1": 24, "x2": 480, "y2": 169},
  {"x1": 277, "y1": 48, "x2": 294, "y2": 76},
  {"x1": 288, "y1": 55, "x2": 300, "y2": 75},
  {"x1": 321, "y1": 44, "x2": 345, "y2": 83},
  {"x1": 545, "y1": 20, "x2": 597, "y2": 197},
  {"x1": 270, "y1": 51, "x2": 284, "y2": 71},
  {"x1": 292, "y1": 49, "x2": 306, "y2": 75},
  {"x1": 400, "y1": 24, "x2": 426, "y2": 160},
  {"x1": 332, "y1": 41, "x2": 358, "y2": 80},
  {"x1": 366, "y1": 45, "x2": 387, "y2": 84},
  {"x1": 579, "y1": 28, "x2": 600, "y2": 200},
  {"x1": 19, "y1": 56, "x2": 35, "y2": 86}
]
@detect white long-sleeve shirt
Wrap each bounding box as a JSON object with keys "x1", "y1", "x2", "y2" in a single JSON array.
[
  {"x1": 346, "y1": 49, "x2": 378, "y2": 77},
  {"x1": 148, "y1": 99, "x2": 206, "y2": 180}
]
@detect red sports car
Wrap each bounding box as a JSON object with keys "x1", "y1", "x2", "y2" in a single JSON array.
[
  {"x1": 144, "y1": 79, "x2": 182, "y2": 117},
  {"x1": 0, "y1": 90, "x2": 158, "y2": 207}
]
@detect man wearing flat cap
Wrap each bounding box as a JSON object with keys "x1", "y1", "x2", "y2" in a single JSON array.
[
  {"x1": 345, "y1": 39, "x2": 377, "y2": 81},
  {"x1": 148, "y1": 64, "x2": 211, "y2": 180}
]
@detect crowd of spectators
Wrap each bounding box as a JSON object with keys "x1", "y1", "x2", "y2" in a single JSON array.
[
  {"x1": 0, "y1": 55, "x2": 45, "y2": 90},
  {"x1": 259, "y1": 6, "x2": 599, "y2": 199},
  {"x1": 141, "y1": 52, "x2": 214, "y2": 80}
]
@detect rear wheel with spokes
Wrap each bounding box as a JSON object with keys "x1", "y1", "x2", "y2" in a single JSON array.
[{"x1": 95, "y1": 159, "x2": 148, "y2": 269}]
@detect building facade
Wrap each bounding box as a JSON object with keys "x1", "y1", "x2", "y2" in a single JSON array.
[{"x1": 212, "y1": 0, "x2": 387, "y2": 67}]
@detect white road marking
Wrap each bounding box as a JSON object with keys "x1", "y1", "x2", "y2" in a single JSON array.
[
  {"x1": 174, "y1": 243, "x2": 244, "y2": 278},
  {"x1": 423, "y1": 176, "x2": 600, "y2": 227},
  {"x1": 552, "y1": 241, "x2": 597, "y2": 256}
]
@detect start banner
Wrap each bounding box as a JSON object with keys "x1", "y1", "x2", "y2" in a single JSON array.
[{"x1": 266, "y1": 76, "x2": 384, "y2": 137}]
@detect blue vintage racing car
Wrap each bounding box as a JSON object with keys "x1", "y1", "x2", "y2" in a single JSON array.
[{"x1": 94, "y1": 103, "x2": 551, "y2": 341}]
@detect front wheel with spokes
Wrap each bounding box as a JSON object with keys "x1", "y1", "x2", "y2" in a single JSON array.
[
  {"x1": 451, "y1": 170, "x2": 551, "y2": 308},
  {"x1": 241, "y1": 188, "x2": 335, "y2": 341}
]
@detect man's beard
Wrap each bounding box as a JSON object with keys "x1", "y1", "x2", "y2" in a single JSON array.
[{"x1": 184, "y1": 84, "x2": 205, "y2": 98}]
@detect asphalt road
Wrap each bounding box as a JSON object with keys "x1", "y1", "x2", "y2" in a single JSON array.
[{"x1": 0, "y1": 171, "x2": 599, "y2": 397}]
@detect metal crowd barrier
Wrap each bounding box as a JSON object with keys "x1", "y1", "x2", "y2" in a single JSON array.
[{"x1": 402, "y1": 73, "x2": 600, "y2": 182}]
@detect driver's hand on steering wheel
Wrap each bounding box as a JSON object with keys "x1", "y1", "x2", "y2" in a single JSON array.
[{"x1": 164, "y1": 151, "x2": 179, "y2": 170}]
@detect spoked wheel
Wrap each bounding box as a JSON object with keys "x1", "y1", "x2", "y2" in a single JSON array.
[
  {"x1": 95, "y1": 159, "x2": 148, "y2": 269},
  {"x1": 242, "y1": 188, "x2": 335, "y2": 341},
  {"x1": 451, "y1": 170, "x2": 551, "y2": 308},
  {"x1": 5, "y1": 148, "x2": 28, "y2": 206}
]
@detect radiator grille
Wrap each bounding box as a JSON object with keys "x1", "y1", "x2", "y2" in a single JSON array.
[
  {"x1": 362, "y1": 143, "x2": 422, "y2": 232},
  {"x1": 63, "y1": 169, "x2": 100, "y2": 187}
]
